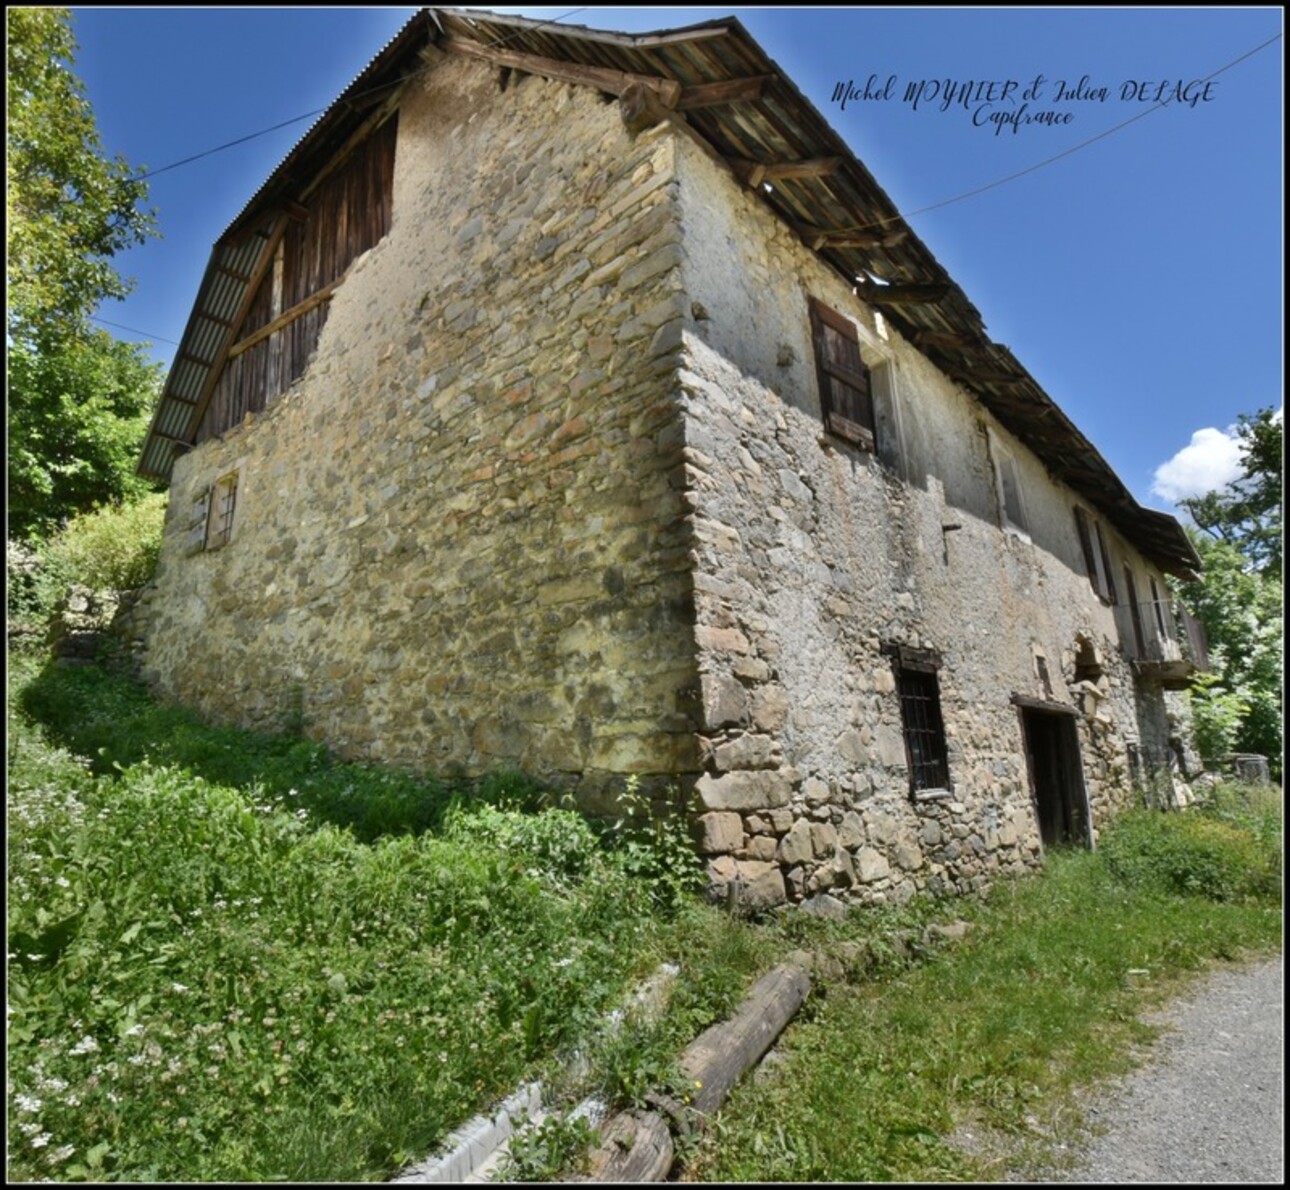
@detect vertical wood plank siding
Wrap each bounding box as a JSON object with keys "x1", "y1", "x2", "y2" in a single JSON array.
[{"x1": 198, "y1": 116, "x2": 398, "y2": 443}]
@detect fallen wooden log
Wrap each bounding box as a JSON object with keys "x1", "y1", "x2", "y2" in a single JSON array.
[
  {"x1": 679, "y1": 963, "x2": 811, "y2": 1116},
  {"x1": 569, "y1": 1110, "x2": 673, "y2": 1182},
  {"x1": 576, "y1": 962, "x2": 811, "y2": 1181}
]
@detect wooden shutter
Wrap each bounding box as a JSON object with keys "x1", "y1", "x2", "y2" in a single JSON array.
[
  {"x1": 1074, "y1": 506, "x2": 1116, "y2": 603},
  {"x1": 1096, "y1": 524, "x2": 1117, "y2": 604},
  {"x1": 1123, "y1": 566, "x2": 1145, "y2": 657},
  {"x1": 809, "y1": 298, "x2": 875, "y2": 450}
]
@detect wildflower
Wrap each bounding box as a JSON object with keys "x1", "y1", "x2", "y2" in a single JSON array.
[
  {"x1": 171, "y1": 983, "x2": 188, "y2": 994},
  {"x1": 69, "y1": 1035, "x2": 99, "y2": 1056},
  {"x1": 125, "y1": 1024, "x2": 145, "y2": 1037},
  {"x1": 55, "y1": 876, "x2": 70, "y2": 888},
  {"x1": 30, "y1": 1133, "x2": 52, "y2": 1149},
  {"x1": 15, "y1": 1093, "x2": 41, "y2": 1113},
  {"x1": 47, "y1": 1143, "x2": 75, "y2": 1165}
]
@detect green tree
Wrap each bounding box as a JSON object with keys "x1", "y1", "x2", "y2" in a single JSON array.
[
  {"x1": 7, "y1": 6, "x2": 161, "y2": 539},
  {"x1": 1175, "y1": 407, "x2": 1283, "y2": 772},
  {"x1": 1179, "y1": 408, "x2": 1283, "y2": 576},
  {"x1": 1179, "y1": 532, "x2": 1282, "y2": 768}
]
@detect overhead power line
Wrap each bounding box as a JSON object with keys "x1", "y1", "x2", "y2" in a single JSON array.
[{"x1": 132, "y1": 8, "x2": 588, "y2": 182}]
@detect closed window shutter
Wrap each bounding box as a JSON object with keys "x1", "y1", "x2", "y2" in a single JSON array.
[
  {"x1": 809, "y1": 298, "x2": 875, "y2": 450},
  {"x1": 1097, "y1": 528, "x2": 1117, "y2": 604},
  {"x1": 1074, "y1": 507, "x2": 1098, "y2": 584}
]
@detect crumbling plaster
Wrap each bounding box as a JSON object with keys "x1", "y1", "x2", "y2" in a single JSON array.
[{"x1": 672, "y1": 132, "x2": 1180, "y2": 904}]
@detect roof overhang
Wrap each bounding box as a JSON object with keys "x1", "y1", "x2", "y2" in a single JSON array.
[{"x1": 138, "y1": 6, "x2": 1200, "y2": 578}]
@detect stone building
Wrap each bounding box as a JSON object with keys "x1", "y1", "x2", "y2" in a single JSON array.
[{"x1": 138, "y1": 9, "x2": 1207, "y2": 908}]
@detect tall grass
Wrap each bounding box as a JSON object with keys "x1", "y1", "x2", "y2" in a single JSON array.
[
  {"x1": 9, "y1": 655, "x2": 1281, "y2": 1182},
  {"x1": 692, "y1": 792, "x2": 1282, "y2": 1183},
  {"x1": 6, "y1": 658, "x2": 701, "y2": 1182}
]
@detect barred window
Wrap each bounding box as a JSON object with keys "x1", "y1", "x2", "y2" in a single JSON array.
[
  {"x1": 205, "y1": 471, "x2": 239, "y2": 550},
  {"x1": 885, "y1": 644, "x2": 952, "y2": 796}
]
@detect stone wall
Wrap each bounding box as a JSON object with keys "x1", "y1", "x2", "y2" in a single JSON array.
[
  {"x1": 671, "y1": 133, "x2": 1184, "y2": 907},
  {"x1": 144, "y1": 59, "x2": 698, "y2": 805}
]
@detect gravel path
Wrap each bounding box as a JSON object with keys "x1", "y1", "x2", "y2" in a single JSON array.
[{"x1": 1053, "y1": 956, "x2": 1284, "y2": 1183}]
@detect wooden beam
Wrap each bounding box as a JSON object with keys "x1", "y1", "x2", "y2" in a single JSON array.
[
  {"x1": 227, "y1": 279, "x2": 341, "y2": 360},
  {"x1": 955, "y1": 370, "x2": 1030, "y2": 386},
  {"x1": 731, "y1": 156, "x2": 843, "y2": 187},
  {"x1": 211, "y1": 263, "x2": 254, "y2": 283},
  {"x1": 194, "y1": 311, "x2": 236, "y2": 329},
  {"x1": 441, "y1": 35, "x2": 682, "y2": 106},
  {"x1": 854, "y1": 281, "x2": 947, "y2": 305},
  {"x1": 793, "y1": 222, "x2": 906, "y2": 250},
  {"x1": 182, "y1": 216, "x2": 289, "y2": 440},
  {"x1": 675, "y1": 74, "x2": 773, "y2": 110},
  {"x1": 300, "y1": 82, "x2": 404, "y2": 203},
  {"x1": 571, "y1": 1111, "x2": 673, "y2": 1182},
  {"x1": 680, "y1": 965, "x2": 811, "y2": 1117},
  {"x1": 283, "y1": 200, "x2": 311, "y2": 223},
  {"x1": 912, "y1": 330, "x2": 987, "y2": 352},
  {"x1": 620, "y1": 82, "x2": 674, "y2": 135},
  {"x1": 822, "y1": 228, "x2": 908, "y2": 249},
  {"x1": 178, "y1": 349, "x2": 218, "y2": 369}
]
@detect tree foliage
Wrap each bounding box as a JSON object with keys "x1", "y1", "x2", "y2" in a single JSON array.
[
  {"x1": 1175, "y1": 407, "x2": 1283, "y2": 772},
  {"x1": 7, "y1": 7, "x2": 162, "y2": 539},
  {"x1": 1178, "y1": 408, "x2": 1283, "y2": 577}
]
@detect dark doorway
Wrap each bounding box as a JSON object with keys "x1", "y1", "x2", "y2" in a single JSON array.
[{"x1": 1019, "y1": 707, "x2": 1091, "y2": 848}]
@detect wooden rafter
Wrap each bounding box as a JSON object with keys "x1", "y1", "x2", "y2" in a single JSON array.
[
  {"x1": 792, "y1": 221, "x2": 907, "y2": 251},
  {"x1": 911, "y1": 329, "x2": 986, "y2": 352},
  {"x1": 181, "y1": 215, "x2": 289, "y2": 441},
  {"x1": 730, "y1": 156, "x2": 843, "y2": 187},
  {"x1": 441, "y1": 35, "x2": 682, "y2": 106},
  {"x1": 675, "y1": 74, "x2": 773, "y2": 110},
  {"x1": 853, "y1": 281, "x2": 947, "y2": 305}
]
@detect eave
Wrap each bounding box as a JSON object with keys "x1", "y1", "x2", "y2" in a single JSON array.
[{"x1": 137, "y1": 6, "x2": 1199, "y2": 579}]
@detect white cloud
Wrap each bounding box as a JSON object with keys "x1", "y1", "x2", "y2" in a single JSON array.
[{"x1": 1151, "y1": 426, "x2": 1246, "y2": 503}]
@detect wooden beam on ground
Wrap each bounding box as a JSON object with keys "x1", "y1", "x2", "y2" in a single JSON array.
[
  {"x1": 571, "y1": 1112, "x2": 673, "y2": 1182},
  {"x1": 442, "y1": 35, "x2": 682, "y2": 106},
  {"x1": 680, "y1": 964, "x2": 811, "y2": 1117},
  {"x1": 675, "y1": 74, "x2": 773, "y2": 110},
  {"x1": 227, "y1": 279, "x2": 341, "y2": 360}
]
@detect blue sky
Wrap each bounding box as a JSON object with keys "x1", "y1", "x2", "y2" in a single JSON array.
[{"x1": 69, "y1": 6, "x2": 1283, "y2": 511}]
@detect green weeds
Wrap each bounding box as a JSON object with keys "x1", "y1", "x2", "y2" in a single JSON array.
[
  {"x1": 8, "y1": 655, "x2": 1281, "y2": 1183},
  {"x1": 5, "y1": 660, "x2": 691, "y2": 1182},
  {"x1": 691, "y1": 800, "x2": 1282, "y2": 1183}
]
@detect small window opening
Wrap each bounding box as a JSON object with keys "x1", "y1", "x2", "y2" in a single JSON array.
[{"x1": 205, "y1": 471, "x2": 239, "y2": 550}]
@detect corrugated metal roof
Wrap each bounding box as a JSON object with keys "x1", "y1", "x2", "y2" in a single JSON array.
[{"x1": 137, "y1": 6, "x2": 1198, "y2": 577}]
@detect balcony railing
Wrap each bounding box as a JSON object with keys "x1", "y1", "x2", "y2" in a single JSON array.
[{"x1": 1128, "y1": 599, "x2": 1210, "y2": 686}]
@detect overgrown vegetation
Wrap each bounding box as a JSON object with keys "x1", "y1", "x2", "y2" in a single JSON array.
[
  {"x1": 691, "y1": 793, "x2": 1282, "y2": 1183},
  {"x1": 8, "y1": 7, "x2": 163, "y2": 540},
  {"x1": 5, "y1": 656, "x2": 710, "y2": 1182},
  {"x1": 1175, "y1": 406, "x2": 1283, "y2": 772},
  {"x1": 8, "y1": 654, "x2": 1281, "y2": 1182}
]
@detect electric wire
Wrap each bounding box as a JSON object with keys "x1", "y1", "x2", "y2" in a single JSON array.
[{"x1": 132, "y1": 7, "x2": 588, "y2": 182}]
